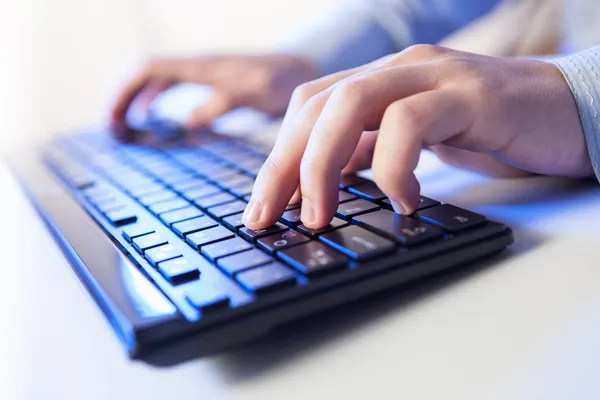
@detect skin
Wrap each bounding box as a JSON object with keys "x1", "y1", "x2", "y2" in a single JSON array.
[
  {"x1": 109, "y1": 45, "x2": 593, "y2": 231},
  {"x1": 243, "y1": 45, "x2": 592, "y2": 229},
  {"x1": 110, "y1": 54, "x2": 319, "y2": 139}
]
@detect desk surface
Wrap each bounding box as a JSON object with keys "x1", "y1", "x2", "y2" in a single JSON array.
[{"x1": 3, "y1": 125, "x2": 600, "y2": 400}]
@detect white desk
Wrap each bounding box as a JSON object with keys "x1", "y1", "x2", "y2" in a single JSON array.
[{"x1": 3, "y1": 125, "x2": 600, "y2": 400}]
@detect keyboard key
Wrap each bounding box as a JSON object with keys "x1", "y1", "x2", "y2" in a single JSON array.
[
  {"x1": 185, "y1": 282, "x2": 230, "y2": 311},
  {"x1": 222, "y1": 213, "x2": 245, "y2": 231},
  {"x1": 239, "y1": 222, "x2": 288, "y2": 242},
  {"x1": 159, "y1": 206, "x2": 203, "y2": 226},
  {"x1": 105, "y1": 208, "x2": 137, "y2": 226},
  {"x1": 235, "y1": 262, "x2": 297, "y2": 294},
  {"x1": 347, "y1": 181, "x2": 387, "y2": 201},
  {"x1": 126, "y1": 182, "x2": 163, "y2": 197},
  {"x1": 186, "y1": 226, "x2": 235, "y2": 249},
  {"x1": 416, "y1": 204, "x2": 486, "y2": 232},
  {"x1": 158, "y1": 258, "x2": 200, "y2": 283},
  {"x1": 415, "y1": 196, "x2": 441, "y2": 211},
  {"x1": 145, "y1": 244, "x2": 182, "y2": 266},
  {"x1": 353, "y1": 209, "x2": 443, "y2": 245},
  {"x1": 149, "y1": 198, "x2": 189, "y2": 215},
  {"x1": 70, "y1": 175, "x2": 95, "y2": 190},
  {"x1": 297, "y1": 217, "x2": 349, "y2": 238},
  {"x1": 172, "y1": 216, "x2": 218, "y2": 237},
  {"x1": 206, "y1": 200, "x2": 247, "y2": 219},
  {"x1": 132, "y1": 233, "x2": 168, "y2": 254},
  {"x1": 82, "y1": 186, "x2": 111, "y2": 200},
  {"x1": 281, "y1": 208, "x2": 302, "y2": 226},
  {"x1": 160, "y1": 171, "x2": 195, "y2": 185},
  {"x1": 180, "y1": 184, "x2": 222, "y2": 200},
  {"x1": 194, "y1": 192, "x2": 237, "y2": 209},
  {"x1": 338, "y1": 191, "x2": 357, "y2": 203},
  {"x1": 89, "y1": 195, "x2": 120, "y2": 210},
  {"x1": 201, "y1": 237, "x2": 253, "y2": 261},
  {"x1": 192, "y1": 164, "x2": 237, "y2": 180},
  {"x1": 122, "y1": 223, "x2": 155, "y2": 242},
  {"x1": 170, "y1": 178, "x2": 207, "y2": 192},
  {"x1": 240, "y1": 160, "x2": 263, "y2": 176},
  {"x1": 138, "y1": 190, "x2": 177, "y2": 206},
  {"x1": 95, "y1": 200, "x2": 125, "y2": 214},
  {"x1": 336, "y1": 199, "x2": 380, "y2": 220},
  {"x1": 217, "y1": 249, "x2": 273, "y2": 275},
  {"x1": 229, "y1": 182, "x2": 254, "y2": 197},
  {"x1": 320, "y1": 225, "x2": 396, "y2": 261},
  {"x1": 257, "y1": 230, "x2": 310, "y2": 253},
  {"x1": 286, "y1": 203, "x2": 301, "y2": 211},
  {"x1": 382, "y1": 196, "x2": 440, "y2": 212},
  {"x1": 215, "y1": 173, "x2": 254, "y2": 190},
  {"x1": 339, "y1": 174, "x2": 370, "y2": 189},
  {"x1": 278, "y1": 241, "x2": 348, "y2": 276}
]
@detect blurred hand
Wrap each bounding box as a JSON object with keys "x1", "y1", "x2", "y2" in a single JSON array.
[
  {"x1": 242, "y1": 45, "x2": 593, "y2": 230},
  {"x1": 109, "y1": 54, "x2": 319, "y2": 137}
]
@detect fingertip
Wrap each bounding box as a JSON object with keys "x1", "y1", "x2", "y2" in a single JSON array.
[
  {"x1": 300, "y1": 196, "x2": 337, "y2": 229},
  {"x1": 241, "y1": 197, "x2": 285, "y2": 230},
  {"x1": 387, "y1": 173, "x2": 420, "y2": 215}
]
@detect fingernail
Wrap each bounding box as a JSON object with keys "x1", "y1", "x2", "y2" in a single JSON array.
[
  {"x1": 243, "y1": 199, "x2": 263, "y2": 224},
  {"x1": 301, "y1": 199, "x2": 316, "y2": 226},
  {"x1": 389, "y1": 198, "x2": 410, "y2": 215}
]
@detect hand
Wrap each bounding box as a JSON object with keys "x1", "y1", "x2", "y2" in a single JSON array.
[
  {"x1": 109, "y1": 54, "x2": 318, "y2": 139},
  {"x1": 242, "y1": 45, "x2": 592, "y2": 230}
]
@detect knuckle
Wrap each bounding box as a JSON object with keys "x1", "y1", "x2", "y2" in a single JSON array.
[
  {"x1": 291, "y1": 82, "x2": 319, "y2": 104},
  {"x1": 389, "y1": 101, "x2": 427, "y2": 133},
  {"x1": 400, "y1": 44, "x2": 446, "y2": 60},
  {"x1": 331, "y1": 79, "x2": 364, "y2": 105},
  {"x1": 296, "y1": 91, "x2": 328, "y2": 119}
]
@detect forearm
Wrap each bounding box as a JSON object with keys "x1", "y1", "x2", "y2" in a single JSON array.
[{"x1": 551, "y1": 46, "x2": 600, "y2": 180}]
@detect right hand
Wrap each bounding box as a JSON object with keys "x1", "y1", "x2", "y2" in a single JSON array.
[{"x1": 109, "y1": 54, "x2": 319, "y2": 138}]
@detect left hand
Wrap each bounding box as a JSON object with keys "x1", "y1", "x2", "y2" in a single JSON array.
[{"x1": 242, "y1": 45, "x2": 592, "y2": 230}]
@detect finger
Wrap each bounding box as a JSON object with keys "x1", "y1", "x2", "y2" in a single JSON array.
[
  {"x1": 185, "y1": 91, "x2": 234, "y2": 128},
  {"x1": 111, "y1": 61, "x2": 174, "y2": 125},
  {"x1": 290, "y1": 187, "x2": 302, "y2": 205},
  {"x1": 280, "y1": 45, "x2": 449, "y2": 132},
  {"x1": 136, "y1": 79, "x2": 174, "y2": 113},
  {"x1": 279, "y1": 66, "x2": 367, "y2": 130},
  {"x1": 111, "y1": 58, "x2": 219, "y2": 126},
  {"x1": 242, "y1": 93, "x2": 329, "y2": 229},
  {"x1": 342, "y1": 130, "x2": 379, "y2": 174},
  {"x1": 242, "y1": 68, "x2": 371, "y2": 229},
  {"x1": 372, "y1": 90, "x2": 472, "y2": 214},
  {"x1": 298, "y1": 66, "x2": 440, "y2": 228},
  {"x1": 244, "y1": 56, "x2": 447, "y2": 229}
]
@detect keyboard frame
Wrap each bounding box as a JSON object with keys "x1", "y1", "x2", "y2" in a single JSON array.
[{"x1": 6, "y1": 136, "x2": 513, "y2": 365}]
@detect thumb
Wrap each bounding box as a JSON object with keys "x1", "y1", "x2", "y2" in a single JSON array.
[{"x1": 185, "y1": 91, "x2": 234, "y2": 128}]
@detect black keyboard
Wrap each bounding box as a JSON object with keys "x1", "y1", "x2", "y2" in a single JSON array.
[{"x1": 8, "y1": 130, "x2": 513, "y2": 363}]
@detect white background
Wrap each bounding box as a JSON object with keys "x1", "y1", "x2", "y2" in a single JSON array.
[{"x1": 0, "y1": 0, "x2": 334, "y2": 150}]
